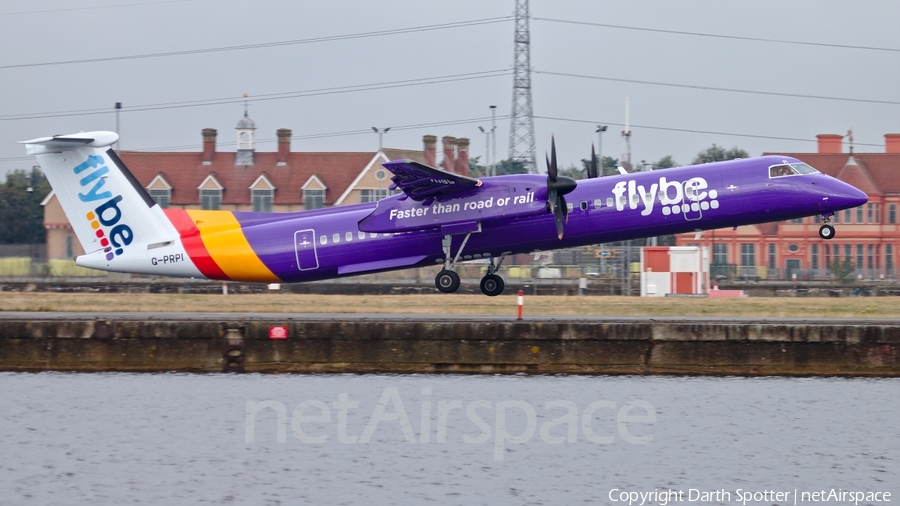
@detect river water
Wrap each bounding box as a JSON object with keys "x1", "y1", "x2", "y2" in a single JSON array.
[{"x1": 1, "y1": 373, "x2": 896, "y2": 505}]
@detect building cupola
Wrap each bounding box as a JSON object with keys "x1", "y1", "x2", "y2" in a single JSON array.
[{"x1": 235, "y1": 93, "x2": 256, "y2": 166}]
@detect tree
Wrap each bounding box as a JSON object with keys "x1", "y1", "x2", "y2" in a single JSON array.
[
  {"x1": 0, "y1": 167, "x2": 51, "y2": 244},
  {"x1": 468, "y1": 155, "x2": 486, "y2": 177},
  {"x1": 653, "y1": 155, "x2": 679, "y2": 169},
  {"x1": 494, "y1": 158, "x2": 527, "y2": 175},
  {"x1": 828, "y1": 258, "x2": 856, "y2": 282},
  {"x1": 691, "y1": 144, "x2": 750, "y2": 165},
  {"x1": 558, "y1": 163, "x2": 586, "y2": 181},
  {"x1": 577, "y1": 156, "x2": 620, "y2": 177}
]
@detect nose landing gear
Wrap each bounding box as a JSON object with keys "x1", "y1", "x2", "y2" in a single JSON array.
[{"x1": 818, "y1": 213, "x2": 835, "y2": 240}]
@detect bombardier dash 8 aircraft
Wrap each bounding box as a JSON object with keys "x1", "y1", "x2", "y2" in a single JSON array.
[{"x1": 22, "y1": 131, "x2": 867, "y2": 296}]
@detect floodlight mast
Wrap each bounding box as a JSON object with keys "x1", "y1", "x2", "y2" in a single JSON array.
[
  {"x1": 596, "y1": 124, "x2": 607, "y2": 175},
  {"x1": 372, "y1": 127, "x2": 390, "y2": 151}
]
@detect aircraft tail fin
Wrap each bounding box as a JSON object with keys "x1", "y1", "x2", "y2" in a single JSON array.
[{"x1": 20, "y1": 131, "x2": 177, "y2": 263}]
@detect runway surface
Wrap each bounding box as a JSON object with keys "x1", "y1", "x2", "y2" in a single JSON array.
[{"x1": 2, "y1": 311, "x2": 900, "y2": 325}]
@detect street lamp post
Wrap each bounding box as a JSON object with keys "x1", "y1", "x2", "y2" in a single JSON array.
[
  {"x1": 115, "y1": 102, "x2": 122, "y2": 150},
  {"x1": 595, "y1": 125, "x2": 607, "y2": 175},
  {"x1": 490, "y1": 105, "x2": 497, "y2": 176},
  {"x1": 478, "y1": 126, "x2": 490, "y2": 178},
  {"x1": 371, "y1": 127, "x2": 390, "y2": 151}
]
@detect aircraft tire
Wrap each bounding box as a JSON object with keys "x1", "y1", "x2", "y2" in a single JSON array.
[
  {"x1": 480, "y1": 274, "x2": 505, "y2": 296},
  {"x1": 819, "y1": 224, "x2": 835, "y2": 240},
  {"x1": 435, "y1": 270, "x2": 461, "y2": 293}
]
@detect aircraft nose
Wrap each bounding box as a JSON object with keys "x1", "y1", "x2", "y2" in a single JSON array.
[{"x1": 832, "y1": 181, "x2": 868, "y2": 209}]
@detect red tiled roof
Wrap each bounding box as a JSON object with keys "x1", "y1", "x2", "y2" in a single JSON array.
[
  {"x1": 764, "y1": 152, "x2": 900, "y2": 195},
  {"x1": 118, "y1": 150, "x2": 405, "y2": 206},
  {"x1": 836, "y1": 158, "x2": 880, "y2": 195}
]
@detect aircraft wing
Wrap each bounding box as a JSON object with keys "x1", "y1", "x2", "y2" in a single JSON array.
[{"x1": 383, "y1": 160, "x2": 481, "y2": 201}]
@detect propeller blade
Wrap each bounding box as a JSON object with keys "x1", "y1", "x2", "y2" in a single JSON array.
[
  {"x1": 549, "y1": 136, "x2": 558, "y2": 181},
  {"x1": 589, "y1": 144, "x2": 598, "y2": 178},
  {"x1": 554, "y1": 204, "x2": 565, "y2": 239},
  {"x1": 543, "y1": 136, "x2": 576, "y2": 239}
]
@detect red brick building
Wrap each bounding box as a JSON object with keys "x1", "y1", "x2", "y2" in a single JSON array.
[{"x1": 675, "y1": 134, "x2": 900, "y2": 281}]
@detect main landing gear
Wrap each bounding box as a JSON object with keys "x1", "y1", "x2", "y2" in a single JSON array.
[
  {"x1": 818, "y1": 213, "x2": 836, "y2": 240},
  {"x1": 433, "y1": 233, "x2": 507, "y2": 296},
  {"x1": 435, "y1": 269, "x2": 460, "y2": 293},
  {"x1": 480, "y1": 257, "x2": 506, "y2": 297}
]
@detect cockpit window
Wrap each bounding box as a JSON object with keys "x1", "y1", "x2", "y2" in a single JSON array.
[
  {"x1": 769, "y1": 164, "x2": 796, "y2": 178},
  {"x1": 789, "y1": 162, "x2": 818, "y2": 174},
  {"x1": 769, "y1": 162, "x2": 820, "y2": 178}
]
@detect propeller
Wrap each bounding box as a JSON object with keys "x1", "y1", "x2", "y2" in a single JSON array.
[
  {"x1": 545, "y1": 136, "x2": 577, "y2": 239},
  {"x1": 587, "y1": 143, "x2": 599, "y2": 179}
]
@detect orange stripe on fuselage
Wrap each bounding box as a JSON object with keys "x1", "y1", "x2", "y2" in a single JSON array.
[{"x1": 184, "y1": 210, "x2": 281, "y2": 283}]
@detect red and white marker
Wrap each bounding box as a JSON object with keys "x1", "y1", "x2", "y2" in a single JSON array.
[{"x1": 517, "y1": 289, "x2": 524, "y2": 320}]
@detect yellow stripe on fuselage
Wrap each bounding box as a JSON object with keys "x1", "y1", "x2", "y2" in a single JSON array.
[{"x1": 185, "y1": 210, "x2": 281, "y2": 283}]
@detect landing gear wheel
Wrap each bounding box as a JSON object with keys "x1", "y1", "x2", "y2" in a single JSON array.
[
  {"x1": 480, "y1": 274, "x2": 505, "y2": 296},
  {"x1": 435, "y1": 270, "x2": 461, "y2": 293},
  {"x1": 819, "y1": 224, "x2": 835, "y2": 240}
]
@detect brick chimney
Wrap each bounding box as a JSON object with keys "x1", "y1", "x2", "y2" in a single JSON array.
[
  {"x1": 456, "y1": 137, "x2": 470, "y2": 176},
  {"x1": 423, "y1": 135, "x2": 437, "y2": 167},
  {"x1": 885, "y1": 134, "x2": 900, "y2": 154},
  {"x1": 442, "y1": 136, "x2": 457, "y2": 173},
  {"x1": 816, "y1": 134, "x2": 843, "y2": 154},
  {"x1": 277, "y1": 128, "x2": 292, "y2": 163},
  {"x1": 202, "y1": 128, "x2": 217, "y2": 164}
]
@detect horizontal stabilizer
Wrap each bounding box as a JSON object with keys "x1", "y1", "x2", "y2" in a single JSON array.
[{"x1": 19, "y1": 131, "x2": 118, "y2": 155}]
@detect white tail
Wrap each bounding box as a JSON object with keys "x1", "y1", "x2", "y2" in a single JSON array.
[{"x1": 20, "y1": 131, "x2": 178, "y2": 270}]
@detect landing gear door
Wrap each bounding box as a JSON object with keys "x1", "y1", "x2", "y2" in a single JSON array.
[{"x1": 294, "y1": 229, "x2": 319, "y2": 271}]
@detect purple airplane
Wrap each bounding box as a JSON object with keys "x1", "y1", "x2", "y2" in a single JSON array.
[{"x1": 22, "y1": 132, "x2": 866, "y2": 296}]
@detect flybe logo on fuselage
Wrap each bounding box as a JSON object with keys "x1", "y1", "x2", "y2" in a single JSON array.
[
  {"x1": 610, "y1": 176, "x2": 720, "y2": 217},
  {"x1": 74, "y1": 155, "x2": 133, "y2": 261}
]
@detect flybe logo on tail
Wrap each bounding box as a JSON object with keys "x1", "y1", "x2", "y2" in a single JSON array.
[{"x1": 74, "y1": 155, "x2": 134, "y2": 260}]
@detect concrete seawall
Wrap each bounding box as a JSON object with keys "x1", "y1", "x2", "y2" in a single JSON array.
[{"x1": 0, "y1": 315, "x2": 898, "y2": 376}]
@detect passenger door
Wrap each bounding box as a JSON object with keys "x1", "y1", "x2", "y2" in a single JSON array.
[{"x1": 294, "y1": 229, "x2": 319, "y2": 271}]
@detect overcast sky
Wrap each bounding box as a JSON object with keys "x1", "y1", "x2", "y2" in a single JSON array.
[{"x1": 1, "y1": 0, "x2": 898, "y2": 177}]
